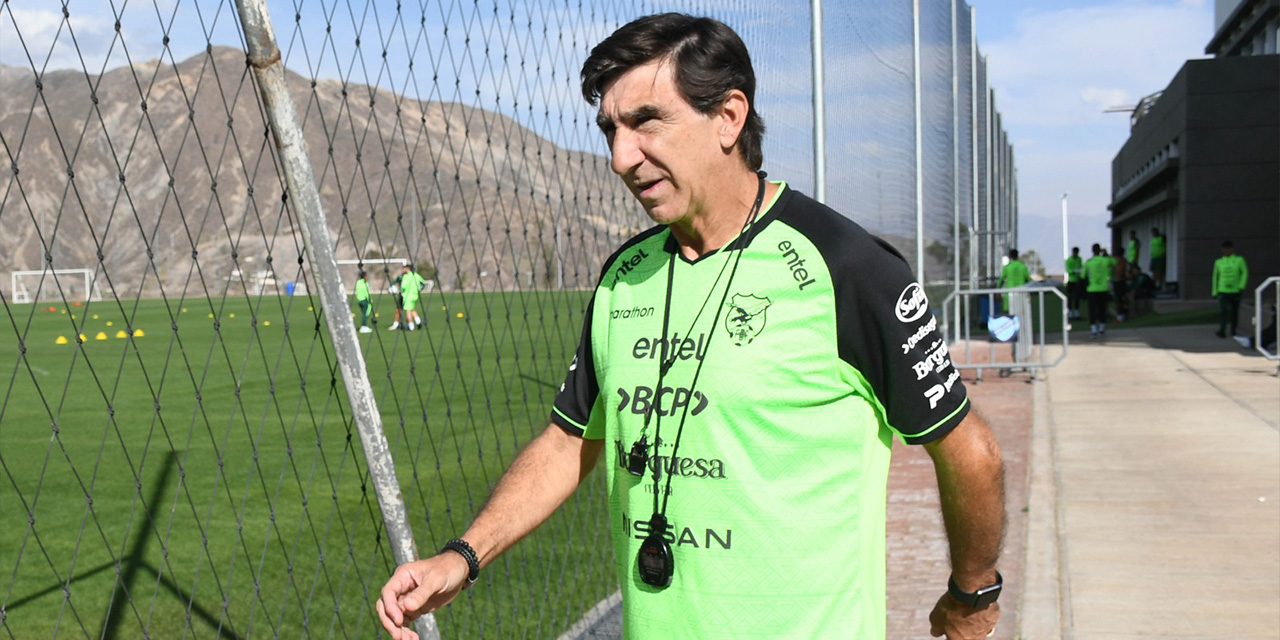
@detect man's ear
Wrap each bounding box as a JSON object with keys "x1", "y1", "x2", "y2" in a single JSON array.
[{"x1": 717, "y1": 89, "x2": 749, "y2": 152}]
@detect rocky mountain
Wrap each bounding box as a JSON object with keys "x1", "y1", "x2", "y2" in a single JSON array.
[{"x1": 0, "y1": 46, "x2": 638, "y2": 299}]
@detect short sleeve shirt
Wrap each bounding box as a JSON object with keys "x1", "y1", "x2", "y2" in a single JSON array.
[{"x1": 550, "y1": 183, "x2": 969, "y2": 639}]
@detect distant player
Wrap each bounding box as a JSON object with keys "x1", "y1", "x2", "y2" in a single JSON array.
[
  {"x1": 399, "y1": 265, "x2": 426, "y2": 330},
  {"x1": 354, "y1": 270, "x2": 373, "y2": 333},
  {"x1": 387, "y1": 270, "x2": 406, "y2": 330}
]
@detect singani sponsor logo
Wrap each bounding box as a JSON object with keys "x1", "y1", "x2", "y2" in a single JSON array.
[{"x1": 895, "y1": 283, "x2": 930, "y2": 323}]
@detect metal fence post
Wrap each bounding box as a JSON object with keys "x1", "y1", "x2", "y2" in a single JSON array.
[{"x1": 233, "y1": 1, "x2": 438, "y2": 638}]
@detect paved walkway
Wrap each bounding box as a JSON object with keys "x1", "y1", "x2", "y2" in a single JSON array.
[{"x1": 1020, "y1": 324, "x2": 1280, "y2": 639}]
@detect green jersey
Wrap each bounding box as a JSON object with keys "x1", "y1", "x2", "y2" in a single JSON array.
[
  {"x1": 1212, "y1": 254, "x2": 1248, "y2": 296},
  {"x1": 1001, "y1": 260, "x2": 1031, "y2": 289},
  {"x1": 1126, "y1": 238, "x2": 1139, "y2": 263},
  {"x1": 1150, "y1": 235, "x2": 1166, "y2": 258},
  {"x1": 1064, "y1": 255, "x2": 1084, "y2": 283},
  {"x1": 354, "y1": 277, "x2": 370, "y2": 301},
  {"x1": 1084, "y1": 255, "x2": 1112, "y2": 293},
  {"x1": 552, "y1": 183, "x2": 970, "y2": 639},
  {"x1": 399, "y1": 271, "x2": 423, "y2": 300}
]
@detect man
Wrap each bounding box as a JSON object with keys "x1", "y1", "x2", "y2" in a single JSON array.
[
  {"x1": 1064, "y1": 246, "x2": 1085, "y2": 320},
  {"x1": 399, "y1": 264, "x2": 425, "y2": 330},
  {"x1": 1084, "y1": 243, "x2": 1112, "y2": 337},
  {"x1": 387, "y1": 270, "x2": 406, "y2": 330},
  {"x1": 1149, "y1": 227, "x2": 1166, "y2": 292},
  {"x1": 1111, "y1": 248, "x2": 1129, "y2": 322},
  {"x1": 354, "y1": 270, "x2": 373, "y2": 333},
  {"x1": 1212, "y1": 240, "x2": 1248, "y2": 338},
  {"x1": 999, "y1": 248, "x2": 1031, "y2": 310},
  {"x1": 377, "y1": 14, "x2": 1004, "y2": 640},
  {"x1": 1126, "y1": 230, "x2": 1140, "y2": 266}
]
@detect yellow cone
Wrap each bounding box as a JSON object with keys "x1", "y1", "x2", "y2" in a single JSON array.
[
  {"x1": 55, "y1": 335, "x2": 68, "y2": 345},
  {"x1": 132, "y1": 329, "x2": 145, "y2": 337},
  {"x1": 95, "y1": 332, "x2": 108, "y2": 341},
  {"x1": 106, "y1": 321, "x2": 113, "y2": 327},
  {"x1": 263, "y1": 320, "x2": 271, "y2": 326},
  {"x1": 229, "y1": 313, "x2": 236, "y2": 318},
  {"x1": 79, "y1": 334, "x2": 87, "y2": 342},
  {"x1": 456, "y1": 312, "x2": 464, "y2": 318},
  {"x1": 116, "y1": 330, "x2": 129, "y2": 338},
  {"x1": 93, "y1": 314, "x2": 99, "y2": 320},
  {"x1": 208, "y1": 313, "x2": 214, "y2": 318},
  {"x1": 181, "y1": 307, "x2": 187, "y2": 313}
]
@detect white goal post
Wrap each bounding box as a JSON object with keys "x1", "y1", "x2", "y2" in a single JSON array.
[
  {"x1": 10, "y1": 269, "x2": 104, "y2": 304},
  {"x1": 336, "y1": 259, "x2": 434, "y2": 294}
]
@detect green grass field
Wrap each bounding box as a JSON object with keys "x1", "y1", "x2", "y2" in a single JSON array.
[{"x1": 0, "y1": 290, "x2": 614, "y2": 639}]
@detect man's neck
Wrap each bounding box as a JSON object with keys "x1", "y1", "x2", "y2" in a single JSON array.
[{"x1": 667, "y1": 170, "x2": 775, "y2": 260}]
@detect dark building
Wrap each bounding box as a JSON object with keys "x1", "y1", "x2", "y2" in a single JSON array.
[{"x1": 1108, "y1": 0, "x2": 1278, "y2": 300}]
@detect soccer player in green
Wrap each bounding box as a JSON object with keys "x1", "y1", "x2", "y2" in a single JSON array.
[
  {"x1": 1150, "y1": 227, "x2": 1166, "y2": 292},
  {"x1": 999, "y1": 248, "x2": 1031, "y2": 313},
  {"x1": 1084, "y1": 243, "x2": 1113, "y2": 337},
  {"x1": 354, "y1": 270, "x2": 373, "y2": 333},
  {"x1": 398, "y1": 264, "x2": 424, "y2": 331},
  {"x1": 377, "y1": 14, "x2": 1004, "y2": 640},
  {"x1": 1212, "y1": 240, "x2": 1248, "y2": 338},
  {"x1": 1065, "y1": 246, "x2": 1085, "y2": 320}
]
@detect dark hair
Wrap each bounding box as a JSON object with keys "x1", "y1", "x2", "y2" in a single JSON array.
[
  {"x1": 1008, "y1": 248, "x2": 1019, "y2": 259},
  {"x1": 1222, "y1": 240, "x2": 1234, "y2": 248},
  {"x1": 580, "y1": 13, "x2": 765, "y2": 170},
  {"x1": 1092, "y1": 243, "x2": 1102, "y2": 254}
]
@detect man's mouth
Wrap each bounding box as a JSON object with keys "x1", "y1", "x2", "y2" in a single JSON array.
[{"x1": 635, "y1": 179, "x2": 661, "y2": 197}]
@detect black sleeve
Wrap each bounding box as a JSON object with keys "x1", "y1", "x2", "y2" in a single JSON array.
[
  {"x1": 549, "y1": 298, "x2": 599, "y2": 437},
  {"x1": 782, "y1": 194, "x2": 969, "y2": 444}
]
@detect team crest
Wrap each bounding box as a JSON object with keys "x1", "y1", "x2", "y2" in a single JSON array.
[{"x1": 725, "y1": 294, "x2": 771, "y2": 346}]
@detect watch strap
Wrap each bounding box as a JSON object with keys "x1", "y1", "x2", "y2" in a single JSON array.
[
  {"x1": 442, "y1": 538, "x2": 480, "y2": 586},
  {"x1": 948, "y1": 571, "x2": 1002, "y2": 609}
]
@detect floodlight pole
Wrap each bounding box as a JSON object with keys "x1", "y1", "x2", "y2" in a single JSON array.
[
  {"x1": 811, "y1": 0, "x2": 826, "y2": 203},
  {"x1": 234, "y1": 2, "x2": 438, "y2": 639}
]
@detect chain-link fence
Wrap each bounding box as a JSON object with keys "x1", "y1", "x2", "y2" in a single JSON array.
[{"x1": 0, "y1": 1, "x2": 1016, "y2": 638}]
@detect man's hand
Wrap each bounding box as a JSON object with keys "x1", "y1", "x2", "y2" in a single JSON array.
[
  {"x1": 928, "y1": 592, "x2": 999, "y2": 639},
  {"x1": 376, "y1": 552, "x2": 470, "y2": 639}
]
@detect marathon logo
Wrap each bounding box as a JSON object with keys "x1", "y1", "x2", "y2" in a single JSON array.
[
  {"x1": 616, "y1": 385, "x2": 708, "y2": 417},
  {"x1": 621, "y1": 512, "x2": 733, "y2": 550},
  {"x1": 923, "y1": 369, "x2": 961, "y2": 409},
  {"x1": 614, "y1": 441, "x2": 727, "y2": 480},
  {"x1": 895, "y1": 283, "x2": 930, "y2": 323},
  {"x1": 612, "y1": 306, "x2": 654, "y2": 320},
  {"x1": 613, "y1": 248, "x2": 650, "y2": 284},
  {"x1": 632, "y1": 333, "x2": 707, "y2": 362},
  {"x1": 911, "y1": 339, "x2": 952, "y2": 380},
  {"x1": 900, "y1": 315, "x2": 938, "y2": 354}
]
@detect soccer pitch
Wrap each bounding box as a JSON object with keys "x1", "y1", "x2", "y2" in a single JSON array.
[{"x1": 0, "y1": 290, "x2": 614, "y2": 639}]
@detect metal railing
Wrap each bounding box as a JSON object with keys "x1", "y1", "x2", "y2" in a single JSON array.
[
  {"x1": 941, "y1": 286, "x2": 1069, "y2": 378},
  {"x1": 1255, "y1": 276, "x2": 1279, "y2": 361}
]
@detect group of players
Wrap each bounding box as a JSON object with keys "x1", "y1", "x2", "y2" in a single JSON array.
[{"x1": 353, "y1": 264, "x2": 429, "y2": 332}]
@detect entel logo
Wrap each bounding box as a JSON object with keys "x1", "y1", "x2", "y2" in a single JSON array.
[{"x1": 895, "y1": 283, "x2": 929, "y2": 323}]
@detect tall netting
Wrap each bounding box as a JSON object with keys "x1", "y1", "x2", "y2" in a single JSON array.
[
  {"x1": 920, "y1": 0, "x2": 955, "y2": 285},
  {"x1": 823, "y1": 1, "x2": 918, "y2": 264},
  {"x1": 0, "y1": 1, "x2": 1017, "y2": 638},
  {"x1": 955, "y1": 0, "x2": 974, "y2": 288}
]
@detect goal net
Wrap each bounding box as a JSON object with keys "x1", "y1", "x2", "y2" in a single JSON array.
[{"x1": 10, "y1": 269, "x2": 104, "y2": 304}]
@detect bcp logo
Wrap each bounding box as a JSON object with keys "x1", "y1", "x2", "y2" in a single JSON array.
[{"x1": 895, "y1": 283, "x2": 929, "y2": 323}]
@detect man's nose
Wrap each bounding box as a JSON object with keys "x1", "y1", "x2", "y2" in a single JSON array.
[{"x1": 609, "y1": 129, "x2": 642, "y2": 176}]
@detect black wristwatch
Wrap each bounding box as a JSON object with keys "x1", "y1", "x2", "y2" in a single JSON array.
[{"x1": 948, "y1": 571, "x2": 1002, "y2": 609}]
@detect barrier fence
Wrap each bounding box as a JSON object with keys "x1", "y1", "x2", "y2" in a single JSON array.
[
  {"x1": 0, "y1": 1, "x2": 1017, "y2": 638},
  {"x1": 942, "y1": 287, "x2": 1069, "y2": 379},
  {"x1": 1255, "y1": 276, "x2": 1279, "y2": 362}
]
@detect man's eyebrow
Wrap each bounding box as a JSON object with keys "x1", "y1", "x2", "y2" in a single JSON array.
[{"x1": 597, "y1": 104, "x2": 662, "y2": 131}]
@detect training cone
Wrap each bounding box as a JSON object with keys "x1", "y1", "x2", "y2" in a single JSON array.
[
  {"x1": 79, "y1": 334, "x2": 87, "y2": 342},
  {"x1": 107, "y1": 321, "x2": 113, "y2": 326},
  {"x1": 95, "y1": 332, "x2": 108, "y2": 341},
  {"x1": 116, "y1": 330, "x2": 129, "y2": 338},
  {"x1": 133, "y1": 329, "x2": 145, "y2": 337},
  {"x1": 93, "y1": 314, "x2": 99, "y2": 320},
  {"x1": 55, "y1": 336, "x2": 68, "y2": 345},
  {"x1": 456, "y1": 312, "x2": 464, "y2": 318},
  {"x1": 263, "y1": 321, "x2": 271, "y2": 326},
  {"x1": 229, "y1": 313, "x2": 236, "y2": 318}
]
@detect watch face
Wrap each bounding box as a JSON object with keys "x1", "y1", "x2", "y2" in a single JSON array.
[{"x1": 637, "y1": 533, "x2": 673, "y2": 588}]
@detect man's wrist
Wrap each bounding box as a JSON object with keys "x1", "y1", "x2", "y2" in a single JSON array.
[
  {"x1": 948, "y1": 570, "x2": 1002, "y2": 609},
  {"x1": 441, "y1": 538, "x2": 481, "y2": 587}
]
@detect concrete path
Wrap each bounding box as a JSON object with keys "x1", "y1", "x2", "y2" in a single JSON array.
[{"x1": 1020, "y1": 324, "x2": 1280, "y2": 639}]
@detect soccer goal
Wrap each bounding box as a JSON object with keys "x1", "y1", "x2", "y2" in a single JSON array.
[
  {"x1": 10, "y1": 269, "x2": 104, "y2": 304},
  {"x1": 335, "y1": 258, "x2": 433, "y2": 294}
]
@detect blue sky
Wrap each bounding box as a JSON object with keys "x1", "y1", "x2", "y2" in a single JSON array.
[
  {"x1": 0, "y1": 0, "x2": 1218, "y2": 273},
  {"x1": 972, "y1": 0, "x2": 1215, "y2": 270}
]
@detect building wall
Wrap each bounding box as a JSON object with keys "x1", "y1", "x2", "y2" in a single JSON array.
[{"x1": 1110, "y1": 55, "x2": 1279, "y2": 300}]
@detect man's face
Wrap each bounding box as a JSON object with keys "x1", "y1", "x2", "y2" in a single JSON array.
[{"x1": 596, "y1": 60, "x2": 728, "y2": 226}]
